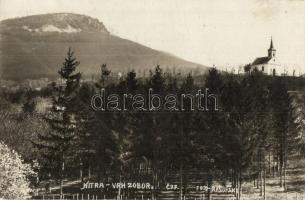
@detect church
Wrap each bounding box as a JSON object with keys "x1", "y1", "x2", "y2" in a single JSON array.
[{"x1": 247, "y1": 38, "x2": 294, "y2": 76}]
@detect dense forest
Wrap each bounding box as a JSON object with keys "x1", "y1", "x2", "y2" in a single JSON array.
[{"x1": 1, "y1": 49, "x2": 305, "y2": 199}]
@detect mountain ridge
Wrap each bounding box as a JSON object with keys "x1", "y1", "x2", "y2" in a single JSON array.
[
  {"x1": 0, "y1": 13, "x2": 109, "y2": 34},
  {"x1": 0, "y1": 13, "x2": 209, "y2": 80}
]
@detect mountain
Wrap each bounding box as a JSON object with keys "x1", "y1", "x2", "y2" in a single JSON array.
[{"x1": 0, "y1": 13, "x2": 208, "y2": 80}]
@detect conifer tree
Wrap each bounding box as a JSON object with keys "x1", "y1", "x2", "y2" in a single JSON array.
[
  {"x1": 117, "y1": 70, "x2": 140, "y2": 167},
  {"x1": 144, "y1": 65, "x2": 166, "y2": 198},
  {"x1": 201, "y1": 68, "x2": 226, "y2": 199},
  {"x1": 36, "y1": 48, "x2": 81, "y2": 196},
  {"x1": 100, "y1": 64, "x2": 111, "y2": 87},
  {"x1": 77, "y1": 82, "x2": 98, "y2": 180},
  {"x1": 233, "y1": 71, "x2": 268, "y2": 198},
  {"x1": 269, "y1": 77, "x2": 289, "y2": 189}
]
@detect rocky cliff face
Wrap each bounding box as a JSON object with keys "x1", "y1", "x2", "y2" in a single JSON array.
[{"x1": 0, "y1": 13, "x2": 109, "y2": 34}]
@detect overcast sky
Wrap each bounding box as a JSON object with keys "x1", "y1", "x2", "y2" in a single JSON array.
[{"x1": 0, "y1": 0, "x2": 305, "y2": 73}]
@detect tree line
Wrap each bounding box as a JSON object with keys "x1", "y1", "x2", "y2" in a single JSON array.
[{"x1": 1, "y1": 48, "x2": 305, "y2": 199}]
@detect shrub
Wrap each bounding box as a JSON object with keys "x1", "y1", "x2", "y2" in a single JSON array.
[{"x1": 0, "y1": 142, "x2": 35, "y2": 199}]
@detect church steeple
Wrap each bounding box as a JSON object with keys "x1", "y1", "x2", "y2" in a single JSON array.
[
  {"x1": 268, "y1": 37, "x2": 276, "y2": 58},
  {"x1": 269, "y1": 38, "x2": 274, "y2": 49}
]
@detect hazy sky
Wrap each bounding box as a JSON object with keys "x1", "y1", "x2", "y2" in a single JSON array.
[{"x1": 0, "y1": 0, "x2": 305, "y2": 72}]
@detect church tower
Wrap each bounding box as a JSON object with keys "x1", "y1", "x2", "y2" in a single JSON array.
[{"x1": 268, "y1": 37, "x2": 276, "y2": 58}]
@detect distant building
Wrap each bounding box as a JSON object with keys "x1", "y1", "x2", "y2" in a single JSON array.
[{"x1": 247, "y1": 38, "x2": 294, "y2": 76}]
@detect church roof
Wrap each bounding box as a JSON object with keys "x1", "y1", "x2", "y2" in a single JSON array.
[{"x1": 252, "y1": 57, "x2": 271, "y2": 65}]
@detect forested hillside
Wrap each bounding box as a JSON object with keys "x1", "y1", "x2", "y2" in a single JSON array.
[{"x1": 1, "y1": 49, "x2": 305, "y2": 199}]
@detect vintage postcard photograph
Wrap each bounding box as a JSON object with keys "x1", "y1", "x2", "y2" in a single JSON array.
[{"x1": 0, "y1": 0, "x2": 305, "y2": 199}]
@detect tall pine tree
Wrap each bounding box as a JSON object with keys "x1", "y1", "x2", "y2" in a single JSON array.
[{"x1": 36, "y1": 48, "x2": 81, "y2": 196}]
